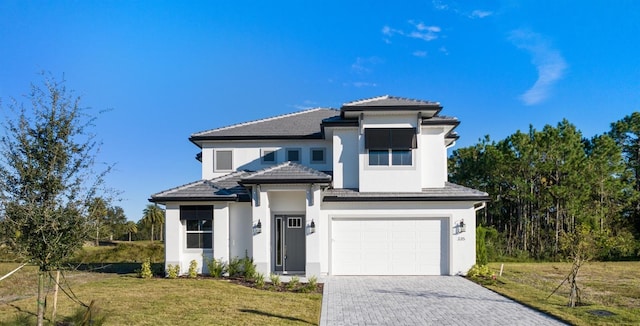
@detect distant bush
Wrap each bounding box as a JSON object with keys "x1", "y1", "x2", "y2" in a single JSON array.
[
  {"x1": 207, "y1": 258, "x2": 227, "y2": 278},
  {"x1": 138, "y1": 258, "x2": 153, "y2": 279},
  {"x1": 166, "y1": 264, "x2": 180, "y2": 279},
  {"x1": 188, "y1": 260, "x2": 198, "y2": 278},
  {"x1": 69, "y1": 242, "x2": 164, "y2": 263}
]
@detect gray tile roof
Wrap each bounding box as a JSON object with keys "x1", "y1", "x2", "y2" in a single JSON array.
[
  {"x1": 322, "y1": 182, "x2": 489, "y2": 202},
  {"x1": 190, "y1": 108, "x2": 339, "y2": 142},
  {"x1": 342, "y1": 95, "x2": 440, "y2": 107},
  {"x1": 149, "y1": 171, "x2": 252, "y2": 203},
  {"x1": 240, "y1": 162, "x2": 332, "y2": 184}
]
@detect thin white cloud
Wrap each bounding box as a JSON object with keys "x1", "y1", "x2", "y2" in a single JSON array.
[
  {"x1": 433, "y1": 1, "x2": 493, "y2": 19},
  {"x1": 351, "y1": 56, "x2": 383, "y2": 74},
  {"x1": 343, "y1": 81, "x2": 378, "y2": 88},
  {"x1": 439, "y1": 46, "x2": 449, "y2": 55},
  {"x1": 509, "y1": 29, "x2": 567, "y2": 105},
  {"x1": 470, "y1": 10, "x2": 492, "y2": 18},
  {"x1": 382, "y1": 21, "x2": 441, "y2": 43},
  {"x1": 413, "y1": 50, "x2": 428, "y2": 57}
]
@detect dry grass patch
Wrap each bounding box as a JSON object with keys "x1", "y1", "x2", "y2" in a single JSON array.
[
  {"x1": 482, "y1": 262, "x2": 640, "y2": 326},
  {"x1": 0, "y1": 264, "x2": 321, "y2": 325}
]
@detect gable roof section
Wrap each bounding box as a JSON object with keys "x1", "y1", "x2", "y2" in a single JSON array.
[
  {"x1": 341, "y1": 95, "x2": 442, "y2": 118},
  {"x1": 240, "y1": 161, "x2": 332, "y2": 185},
  {"x1": 149, "y1": 171, "x2": 252, "y2": 203},
  {"x1": 190, "y1": 108, "x2": 339, "y2": 146},
  {"x1": 322, "y1": 182, "x2": 490, "y2": 202}
]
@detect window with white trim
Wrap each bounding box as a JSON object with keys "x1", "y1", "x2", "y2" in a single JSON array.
[
  {"x1": 310, "y1": 148, "x2": 326, "y2": 164},
  {"x1": 181, "y1": 206, "x2": 213, "y2": 249},
  {"x1": 286, "y1": 148, "x2": 301, "y2": 163},
  {"x1": 365, "y1": 128, "x2": 416, "y2": 166},
  {"x1": 261, "y1": 149, "x2": 277, "y2": 164},
  {"x1": 215, "y1": 150, "x2": 233, "y2": 171}
]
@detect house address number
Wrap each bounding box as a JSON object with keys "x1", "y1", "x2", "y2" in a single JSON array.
[{"x1": 457, "y1": 236, "x2": 465, "y2": 241}]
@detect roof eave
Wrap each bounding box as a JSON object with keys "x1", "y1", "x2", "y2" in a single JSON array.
[
  {"x1": 322, "y1": 195, "x2": 490, "y2": 202},
  {"x1": 240, "y1": 179, "x2": 331, "y2": 185}
]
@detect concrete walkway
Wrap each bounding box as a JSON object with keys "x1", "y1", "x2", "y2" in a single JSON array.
[{"x1": 320, "y1": 276, "x2": 567, "y2": 326}]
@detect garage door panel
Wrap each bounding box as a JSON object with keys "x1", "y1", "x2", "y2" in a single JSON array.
[{"x1": 332, "y1": 218, "x2": 448, "y2": 275}]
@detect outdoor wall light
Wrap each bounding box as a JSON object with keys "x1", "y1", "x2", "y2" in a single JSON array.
[
  {"x1": 309, "y1": 219, "x2": 316, "y2": 234},
  {"x1": 458, "y1": 219, "x2": 466, "y2": 233},
  {"x1": 254, "y1": 219, "x2": 262, "y2": 235}
]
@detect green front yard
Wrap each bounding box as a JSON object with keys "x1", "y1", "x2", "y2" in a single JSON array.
[
  {"x1": 0, "y1": 264, "x2": 321, "y2": 325},
  {"x1": 481, "y1": 262, "x2": 640, "y2": 326}
]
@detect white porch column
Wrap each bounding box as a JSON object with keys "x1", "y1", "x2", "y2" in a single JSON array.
[
  {"x1": 305, "y1": 185, "x2": 322, "y2": 277},
  {"x1": 251, "y1": 187, "x2": 271, "y2": 276},
  {"x1": 164, "y1": 203, "x2": 182, "y2": 273},
  {"x1": 213, "y1": 203, "x2": 230, "y2": 264}
]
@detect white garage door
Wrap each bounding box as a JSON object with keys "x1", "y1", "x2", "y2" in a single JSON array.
[{"x1": 331, "y1": 218, "x2": 448, "y2": 275}]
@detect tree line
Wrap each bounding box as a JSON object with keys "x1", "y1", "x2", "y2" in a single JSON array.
[{"x1": 449, "y1": 113, "x2": 640, "y2": 261}]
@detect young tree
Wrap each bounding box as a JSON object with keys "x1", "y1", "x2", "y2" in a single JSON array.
[{"x1": 0, "y1": 74, "x2": 110, "y2": 325}]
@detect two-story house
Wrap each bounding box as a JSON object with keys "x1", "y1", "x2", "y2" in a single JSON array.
[{"x1": 150, "y1": 95, "x2": 489, "y2": 277}]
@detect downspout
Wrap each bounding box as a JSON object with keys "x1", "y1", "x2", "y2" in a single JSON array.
[{"x1": 474, "y1": 202, "x2": 486, "y2": 212}]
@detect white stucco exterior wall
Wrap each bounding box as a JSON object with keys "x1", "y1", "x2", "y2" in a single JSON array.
[
  {"x1": 229, "y1": 202, "x2": 252, "y2": 259},
  {"x1": 420, "y1": 126, "x2": 447, "y2": 188},
  {"x1": 251, "y1": 188, "x2": 271, "y2": 276},
  {"x1": 331, "y1": 128, "x2": 359, "y2": 189},
  {"x1": 305, "y1": 185, "x2": 323, "y2": 276},
  {"x1": 201, "y1": 140, "x2": 332, "y2": 180},
  {"x1": 358, "y1": 114, "x2": 422, "y2": 192},
  {"x1": 213, "y1": 204, "x2": 230, "y2": 265},
  {"x1": 163, "y1": 201, "x2": 214, "y2": 275}
]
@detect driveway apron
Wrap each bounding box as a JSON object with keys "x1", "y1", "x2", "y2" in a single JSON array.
[{"x1": 320, "y1": 276, "x2": 567, "y2": 326}]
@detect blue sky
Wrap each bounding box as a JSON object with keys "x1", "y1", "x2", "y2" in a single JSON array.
[{"x1": 1, "y1": 1, "x2": 639, "y2": 221}]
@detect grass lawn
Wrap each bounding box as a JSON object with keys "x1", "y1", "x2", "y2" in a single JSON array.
[
  {"x1": 0, "y1": 263, "x2": 322, "y2": 325},
  {"x1": 481, "y1": 262, "x2": 640, "y2": 326}
]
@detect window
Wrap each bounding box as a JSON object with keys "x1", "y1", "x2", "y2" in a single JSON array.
[
  {"x1": 215, "y1": 150, "x2": 232, "y2": 171},
  {"x1": 261, "y1": 149, "x2": 277, "y2": 164},
  {"x1": 365, "y1": 128, "x2": 416, "y2": 166},
  {"x1": 180, "y1": 206, "x2": 213, "y2": 249},
  {"x1": 286, "y1": 148, "x2": 301, "y2": 163},
  {"x1": 310, "y1": 148, "x2": 326, "y2": 164},
  {"x1": 288, "y1": 217, "x2": 302, "y2": 228}
]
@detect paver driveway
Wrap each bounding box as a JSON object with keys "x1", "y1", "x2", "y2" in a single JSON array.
[{"x1": 320, "y1": 276, "x2": 567, "y2": 326}]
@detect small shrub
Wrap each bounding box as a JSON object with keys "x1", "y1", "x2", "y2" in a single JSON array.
[
  {"x1": 287, "y1": 275, "x2": 300, "y2": 291},
  {"x1": 305, "y1": 275, "x2": 318, "y2": 292},
  {"x1": 255, "y1": 273, "x2": 265, "y2": 289},
  {"x1": 207, "y1": 258, "x2": 228, "y2": 278},
  {"x1": 228, "y1": 257, "x2": 242, "y2": 278},
  {"x1": 188, "y1": 260, "x2": 198, "y2": 278},
  {"x1": 138, "y1": 258, "x2": 153, "y2": 279},
  {"x1": 166, "y1": 264, "x2": 180, "y2": 279},
  {"x1": 270, "y1": 273, "x2": 281, "y2": 287},
  {"x1": 241, "y1": 254, "x2": 257, "y2": 281},
  {"x1": 467, "y1": 264, "x2": 496, "y2": 285}
]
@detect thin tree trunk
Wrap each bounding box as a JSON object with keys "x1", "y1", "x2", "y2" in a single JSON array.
[
  {"x1": 128, "y1": 232, "x2": 132, "y2": 242},
  {"x1": 160, "y1": 223, "x2": 163, "y2": 242},
  {"x1": 51, "y1": 270, "x2": 60, "y2": 324},
  {"x1": 151, "y1": 224, "x2": 154, "y2": 243},
  {"x1": 36, "y1": 270, "x2": 46, "y2": 326}
]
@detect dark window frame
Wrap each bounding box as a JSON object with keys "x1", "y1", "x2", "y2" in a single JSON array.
[
  {"x1": 181, "y1": 206, "x2": 213, "y2": 249},
  {"x1": 286, "y1": 148, "x2": 301, "y2": 163},
  {"x1": 310, "y1": 147, "x2": 326, "y2": 164}
]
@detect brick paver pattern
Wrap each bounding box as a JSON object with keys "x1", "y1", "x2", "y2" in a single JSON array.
[{"x1": 320, "y1": 276, "x2": 567, "y2": 326}]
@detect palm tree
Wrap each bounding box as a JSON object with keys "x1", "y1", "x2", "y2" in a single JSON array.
[
  {"x1": 88, "y1": 197, "x2": 108, "y2": 246},
  {"x1": 124, "y1": 221, "x2": 138, "y2": 242},
  {"x1": 142, "y1": 204, "x2": 164, "y2": 242}
]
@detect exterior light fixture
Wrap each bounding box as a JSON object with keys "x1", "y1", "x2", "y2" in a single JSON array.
[
  {"x1": 458, "y1": 219, "x2": 466, "y2": 233},
  {"x1": 309, "y1": 219, "x2": 316, "y2": 234},
  {"x1": 254, "y1": 219, "x2": 262, "y2": 235}
]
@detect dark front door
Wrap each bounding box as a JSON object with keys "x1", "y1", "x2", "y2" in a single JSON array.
[{"x1": 273, "y1": 215, "x2": 306, "y2": 273}]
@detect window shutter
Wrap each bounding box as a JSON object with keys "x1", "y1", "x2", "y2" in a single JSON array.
[
  {"x1": 365, "y1": 129, "x2": 391, "y2": 149},
  {"x1": 365, "y1": 128, "x2": 416, "y2": 149},
  {"x1": 180, "y1": 205, "x2": 213, "y2": 220},
  {"x1": 390, "y1": 128, "x2": 417, "y2": 149}
]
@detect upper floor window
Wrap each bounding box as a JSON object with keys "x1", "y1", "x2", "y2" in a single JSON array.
[
  {"x1": 261, "y1": 149, "x2": 277, "y2": 164},
  {"x1": 310, "y1": 148, "x2": 326, "y2": 164},
  {"x1": 365, "y1": 128, "x2": 416, "y2": 166},
  {"x1": 180, "y1": 205, "x2": 213, "y2": 249},
  {"x1": 286, "y1": 148, "x2": 301, "y2": 163},
  {"x1": 214, "y1": 150, "x2": 233, "y2": 171}
]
